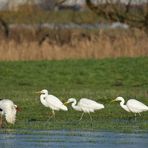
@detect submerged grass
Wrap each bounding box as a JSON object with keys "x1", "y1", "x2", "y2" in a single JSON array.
[{"x1": 0, "y1": 57, "x2": 148, "y2": 132}]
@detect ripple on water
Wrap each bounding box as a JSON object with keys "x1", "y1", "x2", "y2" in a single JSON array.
[{"x1": 0, "y1": 130, "x2": 148, "y2": 148}]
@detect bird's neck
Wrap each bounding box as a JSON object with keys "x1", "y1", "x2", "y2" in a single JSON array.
[
  {"x1": 120, "y1": 99, "x2": 130, "y2": 112},
  {"x1": 40, "y1": 94, "x2": 48, "y2": 107},
  {"x1": 71, "y1": 99, "x2": 81, "y2": 111}
]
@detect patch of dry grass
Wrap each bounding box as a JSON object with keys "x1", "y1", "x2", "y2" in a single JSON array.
[{"x1": 0, "y1": 28, "x2": 148, "y2": 61}]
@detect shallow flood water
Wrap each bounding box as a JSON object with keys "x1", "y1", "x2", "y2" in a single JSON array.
[{"x1": 0, "y1": 130, "x2": 148, "y2": 148}]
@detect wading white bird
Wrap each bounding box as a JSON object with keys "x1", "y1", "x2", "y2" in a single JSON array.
[
  {"x1": 112, "y1": 96, "x2": 148, "y2": 117},
  {"x1": 0, "y1": 99, "x2": 18, "y2": 127},
  {"x1": 36, "y1": 89, "x2": 68, "y2": 120},
  {"x1": 65, "y1": 98, "x2": 104, "y2": 122}
]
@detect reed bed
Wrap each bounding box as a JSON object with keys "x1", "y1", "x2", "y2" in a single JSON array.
[{"x1": 0, "y1": 28, "x2": 147, "y2": 61}]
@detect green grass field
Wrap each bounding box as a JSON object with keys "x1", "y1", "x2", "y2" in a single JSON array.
[{"x1": 0, "y1": 57, "x2": 148, "y2": 132}]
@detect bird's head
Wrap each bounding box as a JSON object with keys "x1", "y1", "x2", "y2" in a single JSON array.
[
  {"x1": 36, "y1": 89, "x2": 48, "y2": 95},
  {"x1": 15, "y1": 105, "x2": 21, "y2": 112},
  {"x1": 64, "y1": 98, "x2": 76, "y2": 104},
  {"x1": 111, "y1": 96, "x2": 124, "y2": 103},
  {"x1": 40, "y1": 89, "x2": 48, "y2": 95}
]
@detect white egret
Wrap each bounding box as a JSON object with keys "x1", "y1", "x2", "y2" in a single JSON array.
[
  {"x1": 36, "y1": 89, "x2": 68, "y2": 120},
  {"x1": 112, "y1": 96, "x2": 148, "y2": 117},
  {"x1": 0, "y1": 99, "x2": 19, "y2": 127},
  {"x1": 65, "y1": 98, "x2": 104, "y2": 122}
]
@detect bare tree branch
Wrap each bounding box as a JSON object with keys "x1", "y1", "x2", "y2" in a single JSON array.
[
  {"x1": 55, "y1": 0, "x2": 67, "y2": 6},
  {"x1": 85, "y1": 0, "x2": 148, "y2": 32},
  {"x1": 0, "y1": 18, "x2": 9, "y2": 37}
]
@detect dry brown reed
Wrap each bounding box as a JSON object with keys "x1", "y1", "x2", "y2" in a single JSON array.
[{"x1": 0, "y1": 28, "x2": 148, "y2": 61}]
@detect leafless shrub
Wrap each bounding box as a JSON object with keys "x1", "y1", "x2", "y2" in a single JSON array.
[
  {"x1": 86, "y1": 0, "x2": 148, "y2": 32},
  {"x1": 0, "y1": 18, "x2": 9, "y2": 38}
]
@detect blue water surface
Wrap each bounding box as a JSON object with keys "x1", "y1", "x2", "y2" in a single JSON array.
[{"x1": 0, "y1": 130, "x2": 148, "y2": 148}]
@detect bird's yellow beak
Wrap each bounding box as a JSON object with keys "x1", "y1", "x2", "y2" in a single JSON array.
[
  {"x1": 64, "y1": 101, "x2": 69, "y2": 105},
  {"x1": 110, "y1": 99, "x2": 116, "y2": 103},
  {"x1": 35, "y1": 91, "x2": 41, "y2": 94}
]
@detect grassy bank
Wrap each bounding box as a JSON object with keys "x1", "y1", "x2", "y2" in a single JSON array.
[{"x1": 0, "y1": 57, "x2": 148, "y2": 132}]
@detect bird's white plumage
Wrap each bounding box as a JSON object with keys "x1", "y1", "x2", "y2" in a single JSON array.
[
  {"x1": 65, "y1": 98, "x2": 104, "y2": 121},
  {"x1": 0, "y1": 99, "x2": 17, "y2": 124},
  {"x1": 114, "y1": 96, "x2": 148, "y2": 115},
  {"x1": 127, "y1": 99, "x2": 148, "y2": 113},
  {"x1": 44, "y1": 94, "x2": 68, "y2": 111},
  {"x1": 38, "y1": 89, "x2": 68, "y2": 119},
  {"x1": 78, "y1": 98, "x2": 104, "y2": 113}
]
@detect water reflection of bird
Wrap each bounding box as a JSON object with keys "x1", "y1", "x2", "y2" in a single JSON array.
[
  {"x1": 112, "y1": 96, "x2": 148, "y2": 117},
  {"x1": 0, "y1": 99, "x2": 18, "y2": 127},
  {"x1": 65, "y1": 98, "x2": 104, "y2": 123},
  {"x1": 36, "y1": 89, "x2": 68, "y2": 120}
]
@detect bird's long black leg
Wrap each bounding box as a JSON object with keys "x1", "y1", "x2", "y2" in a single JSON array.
[
  {"x1": 88, "y1": 113, "x2": 93, "y2": 126},
  {"x1": 52, "y1": 110, "x2": 55, "y2": 121},
  {"x1": 79, "y1": 112, "x2": 84, "y2": 121},
  {"x1": 49, "y1": 110, "x2": 55, "y2": 120},
  {"x1": 0, "y1": 114, "x2": 3, "y2": 128},
  {"x1": 46, "y1": 110, "x2": 55, "y2": 122},
  {"x1": 134, "y1": 114, "x2": 137, "y2": 121}
]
